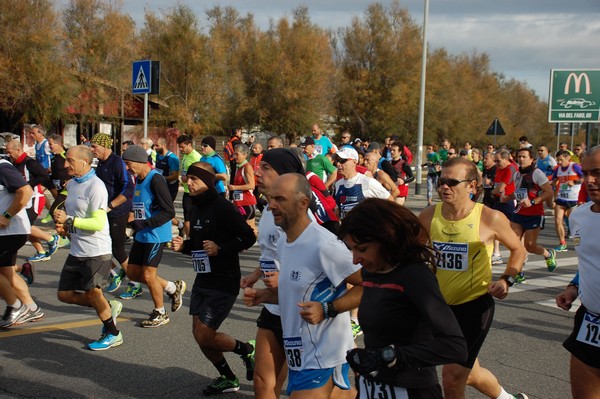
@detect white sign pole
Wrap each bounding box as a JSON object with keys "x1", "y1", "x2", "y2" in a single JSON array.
[
  {"x1": 144, "y1": 93, "x2": 148, "y2": 139},
  {"x1": 415, "y1": 0, "x2": 429, "y2": 195}
]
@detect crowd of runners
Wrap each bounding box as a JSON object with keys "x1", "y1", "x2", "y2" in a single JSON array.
[{"x1": 0, "y1": 125, "x2": 598, "y2": 398}]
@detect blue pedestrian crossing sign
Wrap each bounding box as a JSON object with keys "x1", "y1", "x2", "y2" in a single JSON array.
[{"x1": 132, "y1": 60, "x2": 152, "y2": 94}]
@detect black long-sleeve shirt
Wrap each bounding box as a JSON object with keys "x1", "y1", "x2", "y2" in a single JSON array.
[
  {"x1": 181, "y1": 190, "x2": 256, "y2": 295},
  {"x1": 359, "y1": 262, "x2": 467, "y2": 389}
]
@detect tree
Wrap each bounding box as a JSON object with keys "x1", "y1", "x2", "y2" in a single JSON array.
[
  {"x1": 0, "y1": 0, "x2": 74, "y2": 127},
  {"x1": 242, "y1": 6, "x2": 336, "y2": 143},
  {"x1": 61, "y1": 0, "x2": 139, "y2": 126},
  {"x1": 140, "y1": 4, "x2": 209, "y2": 134},
  {"x1": 333, "y1": 1, "x2": 423, "y2": 142}
]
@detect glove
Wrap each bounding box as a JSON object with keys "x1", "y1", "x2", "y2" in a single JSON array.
[
  {"x1": 130, "y1": 220, "x2": 146, "y2": 232},
  {"x1": 346, "y1": 346, "x2": 398, "y2": 376}
]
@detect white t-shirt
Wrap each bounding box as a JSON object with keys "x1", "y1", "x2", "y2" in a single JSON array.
[
  {"x1": 257, "y1": 207, "x2": 282, "y2": 316},
  {"x1": 570, "y1": 202, "x2": 600, "y2": 314},
  {"x1": 334, "y1": 173, "x2": 391, "y2": 219},
  {"x1": 0, "y1": 160, "x2": 31, "y2": 236},
  {"x1": 64, "y1": 175, "x2": 112, "y2": 257},
  {"x1": 277, "y1": 221, "x2": 359, "y2": 370}
]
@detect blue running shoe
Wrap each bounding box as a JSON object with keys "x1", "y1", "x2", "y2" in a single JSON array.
[
  {"x1": 47, "y1": 234, "x2": 60, "y2": 256},
  {"x1": 554, "y1": 243, "x2": 568, "y2": 252},
  {"x1": 28, "y1": 252, "x2": 50, "y2": 262},
  {"x1": 119, "y1": 284, "x2": 143, "y2": 299},
  {"x1": 106, "y1": 271, "x2": 125, "y2": 293},
  {"x1": 88, "y1": 332, "x2": 123, "y2": 351}
]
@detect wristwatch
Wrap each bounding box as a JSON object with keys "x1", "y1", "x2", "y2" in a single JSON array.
[
  {"x1": 500, "y1": 274, "x2": 515, "y2": 287},
  {"x1": 379, "y1": 345, "x2": 397, "y2": 368},
  {"x1": 326, "y1": 301, "x2": 338, "y2": 318}
]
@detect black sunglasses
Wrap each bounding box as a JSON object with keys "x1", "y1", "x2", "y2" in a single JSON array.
[
  {"x1": 335, "y1": 158, "x2": 350, "y2": 165},
  {"x1": 437, "y1": 178, "x2": 472, "y2": 187},
  {"x1": 201, "y1": 144, "x2": 210, "y2": 148}
]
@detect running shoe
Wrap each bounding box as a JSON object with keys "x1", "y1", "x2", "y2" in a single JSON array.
[
  {"x1": 20, "y1": 262, "x2": 35, "y2": 285},
  {"x1": 47, "y1": 234, "x2": 60, "y2": 256},
  {"x1": 554, "y1": 243, "x2": 568, "y2": 252},
  {"x1": 140, "y1": 310, "x2": 170, "y2": 328},
  {"x1": 0, "y1": 305, "x2": 30, "y2": 329},
  {"x1": 119, "y1": 284, "x2": 143, "y2": 299},
  {"x1": 351, "y1": 320, "x2": 363, "y2": 339},
  {"x1": 106, "y1": 271, "x2": 125, "y2": 293},
  {"x1": 17, "y1": 307, "x2": 45, "y2": 324},
  {"x1": 202, "y1": 375, "x2": 240, "y2": 395},
  {"x1": 58, "y1": 236, "x2": 70, "y2": 248},
  {"x1": 241, "y1": 339, "x2": 256, "y2": 381},
  {"x1": 515, "y1": 272, "x2": 526, "y2": 284},
  {"x1": 40, "y1": 214, "x2": 53, "y2": 224},
  {"x1": 546, "y1": 249, "x2": 557, "y2": 272},
  {"x1": 28, "y1": 252, "x2": 50, "y2": 262},
  {"x1": 88, "y1": 332, "x2": 123, "y2": 351},
  {"x1": 514, "y1": 394, "x2": 529, "y2": 399},
  {"x1": 169, "y1": 280, "x2": 186, "y2": 312},
  {"x1": 491, "y1": 254, "x2": 503, "y2": 265}
]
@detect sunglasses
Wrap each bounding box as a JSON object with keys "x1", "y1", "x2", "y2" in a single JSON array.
[
  {"x1": 437, "y1": 178, "x2": 472, "y2": 187},
  {"x1": 335, "y1": 158, "x2": 350, "y2": 164},
  {"x1": 201, "y1": 144, "x2": 210, "y2": 148},
  {"x1": 448, "y1": 152, "x2": 456, "y2": 155}
]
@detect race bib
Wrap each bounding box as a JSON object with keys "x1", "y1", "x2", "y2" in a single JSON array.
[
  {"x1": 559, "y1": 184, "x2": 571, "y2": 199},
  {"x1": 192, "y1": 250, "x2": 211, "y2": 274},
  {"x1": 233, "y1": 191, "x2": 243, "y2": 202},
  {"x1": 132, "y1": 202, "x2": 145, "y2": 220},
  {"x1": 514, "y1": 188, "x2": 528, "y2": 202},
  {"x1": 357, "y1": 375, "x2": 409, "y2": 399},
  {"x1": 433, "y1": 241, "x2": 469, "y2": 271},
  {"x1": 283, "y1": 336, "x2": 304, "y2": 371},
  {"x1": 260, "y1": 260, "x2": 277, "y2": 278},
  {"x1": 576, "y1": 310, "x2": 600, "y2": 348}
]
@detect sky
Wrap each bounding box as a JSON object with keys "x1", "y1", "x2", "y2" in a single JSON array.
[{"x1": 75, "y1": 1, "x2": 600, "y2": 102}]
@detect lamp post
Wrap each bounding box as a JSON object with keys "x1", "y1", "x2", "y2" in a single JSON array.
[{"x1": 415, "y1": 0, "x2": 429, "y2": 195}]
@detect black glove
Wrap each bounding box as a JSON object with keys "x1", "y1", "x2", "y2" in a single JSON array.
[
  {"x1": 130, "y1": 220, "x2": 146, "y2": 232},
  {"x1": 346, "y1": 346, "x2": 397, "y2": 376}
]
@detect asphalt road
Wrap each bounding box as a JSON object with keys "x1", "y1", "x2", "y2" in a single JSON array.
[{"x1": 0, "y1": 194, "x2": 578, "y2": 399}]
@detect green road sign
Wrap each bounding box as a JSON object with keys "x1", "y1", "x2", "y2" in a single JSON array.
[{"x1": 549, "y1": 69, "x2": 600, "y2": 123}]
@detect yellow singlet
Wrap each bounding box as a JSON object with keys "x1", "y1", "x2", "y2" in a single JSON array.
[{"x1": 430, "y1": 203, "x2": 493, "y2": 305}]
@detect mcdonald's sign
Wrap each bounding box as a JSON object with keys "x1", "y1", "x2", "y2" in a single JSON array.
[{"x1": 549, "y1": 69, "x2": 600, "y2": 123}]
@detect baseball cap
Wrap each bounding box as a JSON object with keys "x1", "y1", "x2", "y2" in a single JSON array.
[
  {"x1": 301, "y1": 137, "x2": 315, "y2": 147},
  {"x1": 336, "y1": 147, "x2": 359, "y2": 161}
]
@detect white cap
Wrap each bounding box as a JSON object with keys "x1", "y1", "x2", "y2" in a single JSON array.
[{"x1": 336, "y1": 147, "x2": 359, "y2": 161}]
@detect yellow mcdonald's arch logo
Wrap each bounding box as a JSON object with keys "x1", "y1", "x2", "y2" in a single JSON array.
[{"x1": 564, "y1": 73, "x2": 591, "y2": 95}]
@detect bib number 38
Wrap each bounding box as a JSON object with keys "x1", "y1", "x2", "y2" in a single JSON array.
[{"x1": 283, "y1": 336, "x2": 304, "y2": 370}]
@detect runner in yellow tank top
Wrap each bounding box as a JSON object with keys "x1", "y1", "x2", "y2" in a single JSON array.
[
  {"x1": 430, "y1": 202, "x2": 493, "y2": 305},
  {"x1": 419, "y1": 157, "x2": 527, "y2": 399}
]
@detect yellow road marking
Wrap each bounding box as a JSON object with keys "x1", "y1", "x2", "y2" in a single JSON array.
[{"x1": 0, "y1": 317, "x2": 131, "y2": 338}]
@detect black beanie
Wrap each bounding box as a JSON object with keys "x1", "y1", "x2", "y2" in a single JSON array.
[
  {"x1": 262, "y1": 148, "x2": 305, "y2": 175},
  {"x1": 187, "y1": 164, "x2": 216, "y2": 189},
  {"x1": 201, "y1": 136, "x2": 217, "y2": 150}
]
